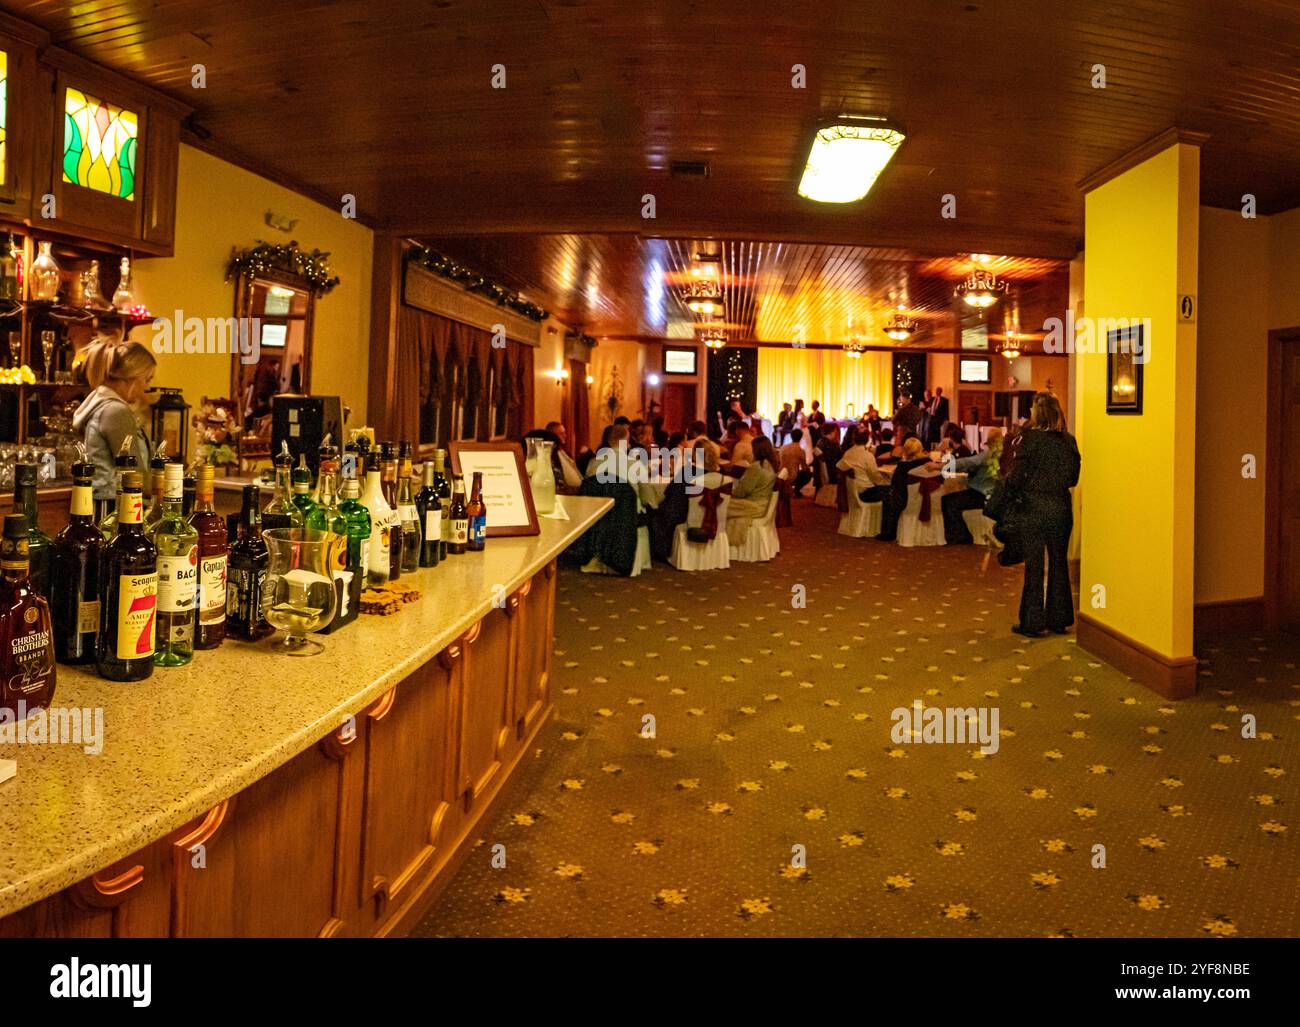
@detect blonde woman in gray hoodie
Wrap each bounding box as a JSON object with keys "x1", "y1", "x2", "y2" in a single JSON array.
[{"x1": 72, "y1": 338, "x2": 156, "y2": 503}]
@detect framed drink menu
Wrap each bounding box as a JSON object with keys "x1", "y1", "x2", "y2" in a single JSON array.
[{"x1": 448, "y1": 440, "x2": 540, "y2": 537}]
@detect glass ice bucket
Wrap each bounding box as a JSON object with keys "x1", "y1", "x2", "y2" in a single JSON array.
[{"x1": 525, "y1": 437, "x2": 557, "y2": 515}]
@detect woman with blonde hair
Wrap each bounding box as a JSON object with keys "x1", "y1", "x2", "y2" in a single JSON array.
[
  {"x1": 72, "y1": 337, "x2": 156, "y2": 501},
  {"x1": 1002, "y1": 392, "x2": 1080, "y2": 637}
]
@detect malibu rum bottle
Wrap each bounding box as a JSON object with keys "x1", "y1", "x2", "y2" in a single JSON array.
[
  {"x1": 0, "y1": 514, "x2": 57, "y2": 717},
  {"x1": 467, "y1": 471, "x2": 487, "y2": 552},
  {"x1": 447, "y1": 475, "x2": 468, "y2": 555},
  {"x1": 191, "y1": 463, "x2": 227, "y2": 650},
  {"x1": 227, "y1": 485, "x2": 273, "y2": 642},
  {"x1": 414, "y1": 460, "x2": 442, "y2": 568},
  {"x1": 50, "y1": 462, "x2": 103, "y2": 664},
  {"x1": 359, "y1": 451, "x2": 394, "y2": 585},
  {"x1": 397, "y1": 442, "x2": 420, "y2": 573},
  {"x1": 97, "y1": 472, "x2": 157, "y2": 681},
  {"x1": 152, "y1": 462, "x2": 198, "y2": 667}
]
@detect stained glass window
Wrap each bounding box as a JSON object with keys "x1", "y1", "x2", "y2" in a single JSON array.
[
  {"x1": 0, "y1": 51, "x2": 8, "y2": 186},
  {"x1": 63, "y1": 87, "x2": 138, "y2": 201}
]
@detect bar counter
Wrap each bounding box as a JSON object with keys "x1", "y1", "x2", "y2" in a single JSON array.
[{"x1": 0, "y1": 495, "x2": 611, "y2": 936}]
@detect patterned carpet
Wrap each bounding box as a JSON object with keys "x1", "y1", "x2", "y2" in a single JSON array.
[{"x1": 413, "y1": 504, "x2": 1299, "y2": 938}]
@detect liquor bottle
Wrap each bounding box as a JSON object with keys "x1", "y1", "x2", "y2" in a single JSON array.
[
  {"x1": 360, "y1": 451, "x2": 396, "y2": 585},
  {"x1": 306, "y1": 446, "x2": 345, "y2": 533},
  {"x1": 143, "y1": 453, "x2": 167, "y2": 534},
  {"x1": 0, "y1": 514, "x2": 57, "y2": 716},
  {"x1": 379, "y1": 443, "x2": 402, "y2": 580},
  {"x1": 50, "y1": 462, "x2": 103, "y2": 665},
  {"x1": 226, "y1": 485, "x2": 273, "y2": 642},
  {"x1": 430, "y1": 449, "x2": 451, "y2": 561},
  {"x1": 337, "y1": 476, "x2": 371, "y2": 587},
  {"x1": 12, "y1": 463, "x2": 51, "y2": 598},
  {"x1": 291, "y1": 453, "x2": 319, "y2": 524},
  {"x1": 447, "y1": 475, "x2": 468, "y2": 555},
  {"x1": 182, "y1": 469, "x2": 197, "y2": 519},
  {"x1": 262, "y1": 447, "x2": 302, "y2": 531},
  {"x1": 311, "y1": 437, "x2": 336, "y2": 503},
  {"x1": 151, "y1": 462, "x2": 198, "y2": 667},
  {"x1": 96, "y1": 472, "x2": 157, "y2": 681},
  {"x1": 96, "y1": 442, "x2": 138, "y2": 533},
  {"x1": 467, "y1": 471, "x2": 487, "y2": 552},
  {"x1": 396, "y1": 442, "x2": 420, "y2": 573},
  {"x1": 191, "y1": 463, "x2": 228, "y2": 650},
  {"x1": 0, "y1": 233, "x2": 18, "y2": 302},
  {"x1": 414, "y1": 460, "x2": 442, "y2": 568}
]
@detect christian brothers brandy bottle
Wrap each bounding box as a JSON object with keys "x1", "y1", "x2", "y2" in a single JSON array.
[
  {"x1": 97, "y1": 471, "x2": 158, "y2": 681},
  {"x1": 227, "y1": 484, "x2": 273, "y2": 642},
  {"x1": 51, "y1": 462, "x2": 103, "y2": 664},
  {"x1": 0, "y1": 514, "x2": 57, "y2": 717}
]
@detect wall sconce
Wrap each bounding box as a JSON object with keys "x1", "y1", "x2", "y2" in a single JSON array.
[
  {"x1": 585, "y1": 374, "x2": 594, "y2": 386},
  {"x1": 546, "y1": 367, "x2": 570, "y2": 387},
  {"x1": 647, "y1": 373, "x2": 660, "y2": 387}
]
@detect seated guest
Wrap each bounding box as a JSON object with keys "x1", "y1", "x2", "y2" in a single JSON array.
[
  {"x1": 586, "y1": 425, "x2": 646, "y2": 485},
  {"x1": 776, "y1": 402, "x2": 795, "y2": 445},
  {"x1": 726, "y1": 437, "x2": 778, "y2": 545},
  {"x1": 942, "y1": 429, "x2": 1004, "y2": 544},
  {"x1": 719, "y1": 417, "x2": 743, "y2": 457},
  {"x1": 812, "y1": 424, "x2": 842, "y2": 485},
  {"x1": 877, "y1": 436, "x2": 937, "y2": 542},
  {"x1": 779, "y1": 428, "x2": 812, "y2": 493},
  {"x1": 541, "y1": 421, "x2": 584, "y2": 489},
  {"x1": 837, "y1": 429, "x2": 890, "y2": 502},
  {"x1": 729, "y1": 422, "x2": 756, "y2": 469},
  {"x1": 874, "y1": 428, "x2": 895, "y2": 461},
  {"x1": 938, "y1": 422, "x2": 973, "y2": 459}
]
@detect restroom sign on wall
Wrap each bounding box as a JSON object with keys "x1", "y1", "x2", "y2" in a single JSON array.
[{"x1": 1178, "y1": 294, "x2": 1196, "y2": 322}]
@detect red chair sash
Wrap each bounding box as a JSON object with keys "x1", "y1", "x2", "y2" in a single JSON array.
[
  {"x1": 693, "y1": 483, "x2": 733, "y2": 542},
  {"x1": 916, "y1": 475, "x2": 943, "y2": 522}
]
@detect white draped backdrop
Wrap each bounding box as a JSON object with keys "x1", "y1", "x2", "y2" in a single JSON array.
[{"x1": 755, "y1": 348, "x2": 892, "y2": 423}]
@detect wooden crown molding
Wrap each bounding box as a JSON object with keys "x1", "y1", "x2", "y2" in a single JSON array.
[
  {"x1": 0, "y1": 11, "x2": 49, "y2": 46},
  {"x1": 41, "y1": 46, "x2": 192, "y2": 119},
  {"x1": 1077, "y1": 127, "x2": 1211, "y2": 195}
]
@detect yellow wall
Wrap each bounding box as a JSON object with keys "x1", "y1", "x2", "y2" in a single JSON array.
[
  {"x1": 587, "y1": 338, "x2": 646, "y2": 448},
  {"x1": 130, "y1": 144, "x2": 373, "y2": 458},
  {"x1": 1080, "y1": 142, "x2": 1199, "y2": 659},
  {"x1": 1194, "y1": 207, "x2": 1269, "y2": 604}
]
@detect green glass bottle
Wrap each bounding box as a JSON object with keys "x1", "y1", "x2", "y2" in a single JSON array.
[
  {"x1": 290, "y1": 453, "x2": 319, "y2": 524},
  {"x1": 337, "y1": 476, "x2": 372, "y2": 587},
  {"x1": 151, "y1": 462, "x2": 198, "y2": 667},
  {"x1": 305, "y1": 448, "x2": 345, "y2": 534},
  {"x1": 12, "y1": 463, "x2": 52, "y2": 598},
  {"x1": 262, "y1": 448, "x2": 302, "y2": 531}
]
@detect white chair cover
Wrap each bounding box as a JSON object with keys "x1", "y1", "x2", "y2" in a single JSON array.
[
  {"x1": 837, "y1": 475, "x2": 882, "y2": 538},
  {"x1": 813, "y1": 458, "x2": 838, "y2": 507},
  {"x1": 669, "y1": 491, "x2": 732, "y2": 571},
  {"x1": 898, "y1": 482, "x2": 947, "y2": 547},
  {"x1": 631, "y1": 524, "x2": 653, "y2": 575},
  {"x1": 729, "y1": 492, "x2": 780, "y2": 562}
]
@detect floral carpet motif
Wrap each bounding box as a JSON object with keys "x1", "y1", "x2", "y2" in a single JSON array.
[{"x1": 414, "y1": 505, "x2": 1298, "y2": 937}]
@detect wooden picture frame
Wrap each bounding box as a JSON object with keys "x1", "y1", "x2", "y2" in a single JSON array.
[
  {"x1": 1106, "y1": 324, "x2": 1144, "y2": 415},
  {"x1": 449, "y1": 439, "x2": 540, "y2": 537}
]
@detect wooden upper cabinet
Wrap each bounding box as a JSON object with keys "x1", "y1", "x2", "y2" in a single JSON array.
[
  {"x1": 0, "y1": 17, "x2": 46, "y2": 222},
  {"x1": 30, "y1": 47, "x2": 188, "y2": 256}
]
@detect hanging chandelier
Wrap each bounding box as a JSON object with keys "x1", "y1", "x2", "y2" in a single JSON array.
[
  {"x1": 843, "y1": 335, "x2": 864, "y2": 359},
  {"x1": 883, "y1": 311, "x2": 917, "y2": 341},
  {"x1": 700, "y1": 327, "x2": 727, "y2": 349},
  {"x1": 956, "y1": 267, "x2": 1007, "y2": 308},
  {"x1": 682, "y1": 279, "x2": 724, "y2": 316}
]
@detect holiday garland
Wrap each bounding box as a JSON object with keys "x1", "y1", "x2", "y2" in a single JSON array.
[
  {"x1": 227, "y1": 241, "x2": 341, "y2": 295},
  {"x1": 406, "y1": 245, "x2": 549, "y2": 322}
]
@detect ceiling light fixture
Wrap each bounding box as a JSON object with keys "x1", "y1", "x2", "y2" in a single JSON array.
[
  {"x1": 797, "y1": 116, "x2": 906, "y2": 204},
  {"x1": 699, "y1": 327, "x2": 727, "y2": 349},
  {"x1": 682, "y1": 279, "x2": 723, "y2": 316},
  {"x1": 883, "y1": 311, "x2": 917, "y2": 342},
  {"x1": 843, "y1": 334, "x2": 864, "y2": 359},
  {"x1": 956, "y1": 267, "x2": 1007, "y2": 308}
]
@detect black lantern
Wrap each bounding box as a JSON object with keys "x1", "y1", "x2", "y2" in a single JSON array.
[{"x1": 149, "y1": 387, "x2": 189, "y2": 463}]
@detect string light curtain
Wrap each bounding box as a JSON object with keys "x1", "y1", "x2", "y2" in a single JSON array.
[{"x1": 755, "y1": 347, "x2": 893, "y2": 421}]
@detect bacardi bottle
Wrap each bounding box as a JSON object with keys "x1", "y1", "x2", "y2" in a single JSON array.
[{"x1": 151, "y1": 462, "x2": 198, "y2": 667}]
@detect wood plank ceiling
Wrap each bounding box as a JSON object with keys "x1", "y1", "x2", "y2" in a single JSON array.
[
  {"x1": 9, "y1": 0, "x2": 1300, "y2": 258},
  {"x1": 427, "y1": 234, "x2": 1070, "y2": 349}
]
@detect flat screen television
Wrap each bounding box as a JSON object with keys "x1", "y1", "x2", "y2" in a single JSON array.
[
  {"x1": 959, "y1": 357, "x2": 991, "y2": 383},
  {"x1": 663, "y1": 346, "x2": 697, "y2": 375},
  {"x1": 961, "y1": 324, "x2": 989, "y2": 350}
]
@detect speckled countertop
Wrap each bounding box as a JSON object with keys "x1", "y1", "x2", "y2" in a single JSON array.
[{"x1": 0, "y1": 495, "x2": 611, "y2": 920}]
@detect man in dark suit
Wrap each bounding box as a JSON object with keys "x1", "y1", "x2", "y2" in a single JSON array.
[{"x1": 931, "y1": 387, "x2": 950, "y2": 443}]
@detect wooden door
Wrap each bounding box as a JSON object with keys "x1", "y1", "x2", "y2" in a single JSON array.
[
  {"x1": 957, "y1": 389, "x2": 992, "y2": 427},
  {"x1": 1269, "y1": 331, "x2": 1300, "y2": 631},
  {"x1": 661, "y1": 382, "x2": 696, "y2": 434}
]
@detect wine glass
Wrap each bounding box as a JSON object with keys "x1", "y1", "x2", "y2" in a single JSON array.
[
  {"x1": 262, "y1": 528, "x2": 338, "y2": 656},
  {"x1": 41, "y1": 331, "x2": 55, "y2": 383}
]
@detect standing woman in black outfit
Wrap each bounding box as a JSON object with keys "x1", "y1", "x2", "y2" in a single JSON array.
[{"x1": 1006, "y1": 393, "x2": 1080, "y2": 637}]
